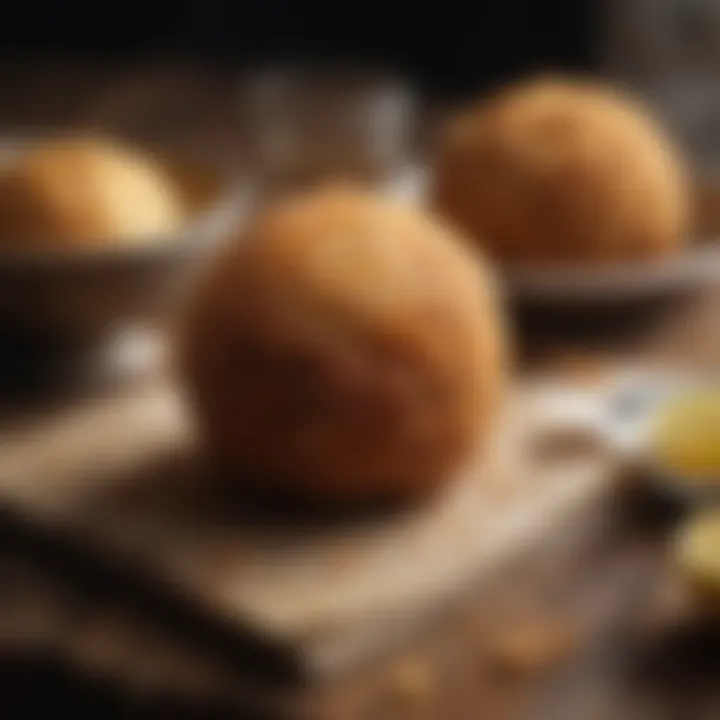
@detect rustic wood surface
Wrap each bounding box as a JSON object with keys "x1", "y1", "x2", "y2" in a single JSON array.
[
  {"x1": 0, "y1": 61, "x2": 718, "y2": 719},
  {"x1": 0, "y1": 362, "x2": 617, "y2": 687}
]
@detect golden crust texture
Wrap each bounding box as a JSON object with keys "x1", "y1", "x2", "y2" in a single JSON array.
[
  {"x1": 180, "y1": 185, "x2": 508, "y2": 502},
  {"x1": 0, "y1": 137, "x2": 183, "y2": 249},
  {"x1": 433, "y1": 76, "x2": 690, "y2": 266}
]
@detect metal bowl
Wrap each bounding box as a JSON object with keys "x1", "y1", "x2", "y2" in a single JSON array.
[{"x1": 503, "y1": 243, "x2": 720, "y2": 307}]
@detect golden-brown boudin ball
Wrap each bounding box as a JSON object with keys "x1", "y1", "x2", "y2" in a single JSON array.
[
  {"x1": 180, "y1": 185, "x2": 508, "y2": 503},
  {"x1": 0, "y1": 137, "x2": 183, "y2": 249},
  {"x1": 433, "y1": 76, "x2": 690, "y2": 266}
]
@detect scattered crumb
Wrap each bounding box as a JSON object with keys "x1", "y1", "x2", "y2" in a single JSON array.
[
  {"x1": 387, "y1": 655, "x2": 436, "y2": 709},
  {"x1": 642, "y1": 573, "x2": 693, "y2": 632},
  {"x1": 487, "y1": 619, "x2": 579, "y2": 678}
]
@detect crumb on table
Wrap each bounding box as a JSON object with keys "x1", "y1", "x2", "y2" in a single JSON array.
[{"x1": 487, "y1": 619, "x2": 580, "y2": 678}]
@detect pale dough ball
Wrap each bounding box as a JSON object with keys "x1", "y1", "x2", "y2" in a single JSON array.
[
  {"x1": 0, "y1": 137, "x2": 183, "y2": 249},
  {"x1": 180, "y1": 185, "x2": 508, "y2": 503},
  {"x1": 433, "y1": 76, "x2": 691, "y2": 265}
]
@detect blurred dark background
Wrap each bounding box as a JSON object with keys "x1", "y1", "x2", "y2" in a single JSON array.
[{"x1": 0, "y1": 0, "x2": 599, "y2": 100}]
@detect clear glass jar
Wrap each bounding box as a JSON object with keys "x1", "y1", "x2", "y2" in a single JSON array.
[{"x1": 238, "y1": 65, "x2": 418, "y2": 195}]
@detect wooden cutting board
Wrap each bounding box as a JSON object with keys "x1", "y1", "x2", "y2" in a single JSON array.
[{"x1": 0, "y1": 368, "x2": 617, "y2": 684}]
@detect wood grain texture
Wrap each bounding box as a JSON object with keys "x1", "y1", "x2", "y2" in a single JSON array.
[{"x1": 0, "y1": 363, "x2": 616, "y2": 684}]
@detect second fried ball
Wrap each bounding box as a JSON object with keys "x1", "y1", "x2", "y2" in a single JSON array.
[{"x1": 433, "y1": 76, "x2": 690, "y2": 266}]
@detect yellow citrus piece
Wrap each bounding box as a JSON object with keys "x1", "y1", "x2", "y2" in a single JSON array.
[
  {"x1": 674, "y1": 510, "x2": 720, "y2": 607},
  {"x1": 652, "y1": 388, "x2": 720, "y2": 481}
]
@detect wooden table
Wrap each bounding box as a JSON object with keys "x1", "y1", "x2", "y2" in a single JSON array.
[{"x1": 0, "y1": 61, "x2": 718, "y2": 720}]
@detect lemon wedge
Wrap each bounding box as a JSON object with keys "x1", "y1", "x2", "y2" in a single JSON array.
[
  {"x1": 674, "y1": 510, "x2": 720, "y2": 607},
  {"x1": 651, "y1": 388, "x2": 720, "y2": 481}
]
